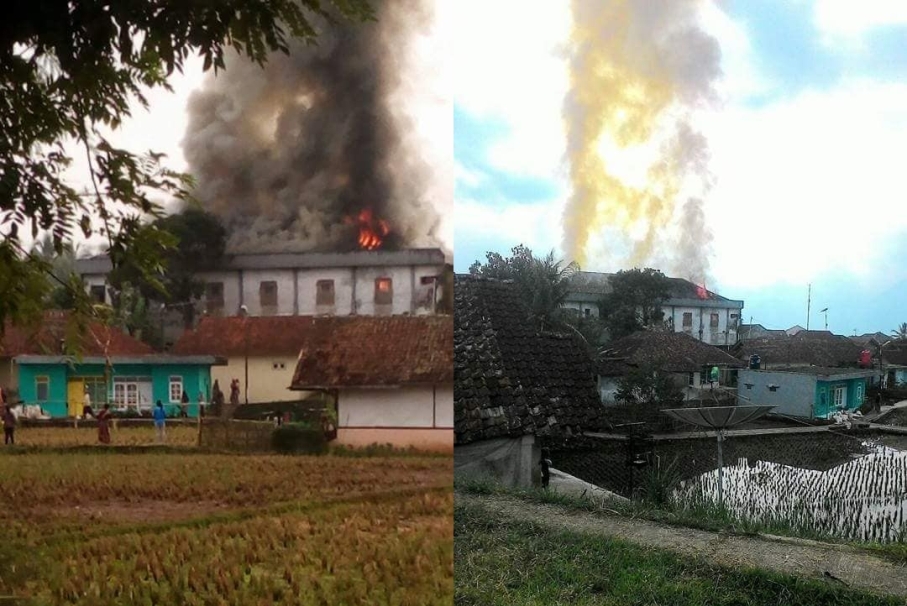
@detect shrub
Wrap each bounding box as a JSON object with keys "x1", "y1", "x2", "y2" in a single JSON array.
[{"x1": 271, "y1": 423, "x2": 328, "y2": 455}]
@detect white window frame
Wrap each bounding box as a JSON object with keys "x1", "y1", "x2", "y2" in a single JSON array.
[
  {"x1": 833, "y1": 386, "x2": 846, "y2": 408},
  {"x1": 112, "y1": 377, "x2": 153, "y2": 409},
  {"x1": 35, "y1": 376, "x2": 50, "y2": 402},
  {"x1": 169, "y1": 376, "x2": 183, "y2": 404}
]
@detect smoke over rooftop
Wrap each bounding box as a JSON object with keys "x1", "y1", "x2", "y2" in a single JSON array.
[
  {"x1": 562, "y1": 0, "x2": 721, "y2": 284},
  {"x1": 182, "y1": 0, "x2": 448, "y2": 256}
]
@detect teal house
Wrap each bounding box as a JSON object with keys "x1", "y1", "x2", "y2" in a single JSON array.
[
  {"x1": 738, "y1": 367, "x2": 876, "y2": 419},
  {"x1": 15, "y1": 355, "x2": 227, "y2": 418},
  {"x1": 1, "y1": 311, "x2": 226, "y2": 418}
]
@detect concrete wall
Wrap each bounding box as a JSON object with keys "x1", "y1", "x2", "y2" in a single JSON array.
[
  {"x1": 334, "y1": 384, "x2": 452, "y2": 451},
  {"x1": 212, "y1": 356, "x2": 303, "y2": 404},
  {"x1": 738, "y1": 369, "x2": 817, "y2": 418},
  {"x1": 665, "y1": 304, "x2": 740, "y2": 346},
  {"x1": 337, "y1": 385, "x2": 452, "y2": 429},
  {"x1": 563, "y1": 300, "x2": 600, "y2": 318},
  {"x1": 454, "y1": 435, "x2": 540, "y2": 489}
]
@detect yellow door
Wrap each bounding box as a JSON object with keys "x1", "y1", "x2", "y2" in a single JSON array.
[{"x1": 67, "y1": 380, "x2": 85, "y2": 417}]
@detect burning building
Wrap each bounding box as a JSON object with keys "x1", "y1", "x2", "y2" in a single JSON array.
[
  {"x1": 564, "y1": 271, "x2": 744, "y2": 347},
  {"x1": 180, "y1": 0, "x2": 449, "y2": 257}
]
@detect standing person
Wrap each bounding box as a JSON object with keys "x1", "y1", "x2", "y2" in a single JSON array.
[
  {"x1": 96, "y1": 403, "x2": 112, "y2": 444},
  {"x1": 3, "y1": 404, "x2": 16, "y2": 445},
  {"x1": 180, "y1": 390, "x2": 190, "y2": 418},
  {"x1": 153, "y1": 400, "x2": 167, "y2": 443},
  {"x1": 82, "y1": 387, "x2": 92, "y2": 418}
]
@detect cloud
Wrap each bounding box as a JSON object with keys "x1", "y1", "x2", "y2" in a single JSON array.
[
  {"x1": 703, "y1": 79, "x2": 907, "y2": 290},
  {"x1": 813, "y1": 1, "x2": 907, "y2": 38},
  {"x1": 452, "y1": 0, "x2": 570, "y2": 179},
  {"x1": 455, "y1": 194, "x2": 566, "y2": 265}
]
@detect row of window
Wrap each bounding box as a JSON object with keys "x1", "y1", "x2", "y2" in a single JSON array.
[
  {"x1": 32, "y1": 376, "x2": 188, "y2": 405},
  {"x1": 679, "y1": 312, "x2": 739, "y2": 329},
  {"x1": 93, "y1": 276, "x2": 438, "y2": 313}
]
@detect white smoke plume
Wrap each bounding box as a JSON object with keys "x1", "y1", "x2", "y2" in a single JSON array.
[
  {"x1": 182, "y1": 0, "x2": 448, "y2": 256},
  {"x1": 563, "y1": 0, "x2": 721, "y2": 283}
]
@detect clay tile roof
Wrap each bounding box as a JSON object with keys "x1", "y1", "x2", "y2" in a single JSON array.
[
  {"x1": 733, "y1": 331, "x2": 863, "y2": 368},
  {"x1": 0, "y1": 311, "x2": 154, "y2": 357},
  {"x1": 598, "y1": 330, "x2": 745, "y2": 376},
  {"x1": 454, "y1": 275, "x2": 603, "y2": 446},
  {"x1": 290, "y1": 315, "x2": 452, "y2": 388},
  {"x1": 172, "y1": 315, "x2": 318, "y2": 357}
]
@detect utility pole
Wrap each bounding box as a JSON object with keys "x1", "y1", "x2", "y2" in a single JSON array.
[
  {"x1": 820, "y1": 307, "x2": 828, "y2": 331},
  {"x1": 806, "y1": 284, "x2": 811, "y2": 331}
]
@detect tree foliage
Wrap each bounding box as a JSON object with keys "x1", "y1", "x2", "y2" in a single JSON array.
[
  {"x1": 109, "y1": 207, "x2": 227, "y2": 328},
  {"x1": 600, "y1": 268, "x2": 672, "y2": 341},
  {"x1": 892, "y1": 323, "x2": 907, "y2": 341},
  {"x1": 469, "y1": 244, "x2": 580, "y2": 332},
  {"x1": 615, "y1": 365, "x2": 685, "y2": 408},
  {"x1": 0, "y1": 0, "x2": 374, "y2": 331}
]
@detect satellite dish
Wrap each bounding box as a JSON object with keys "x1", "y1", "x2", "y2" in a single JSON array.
[{"x1": 662, "y1": 405, "x2": 776, "y2": 504}]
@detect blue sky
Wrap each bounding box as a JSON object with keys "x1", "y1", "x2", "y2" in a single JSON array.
[{"x1": 453, "y1": 0, "x2": 907, "y2": 336}]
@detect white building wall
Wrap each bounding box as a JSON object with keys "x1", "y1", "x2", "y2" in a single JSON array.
[
  {"x1": 354, "y1": 265, "x2": 415, "y2": 316},
  {"x1": 202, "y1": 271, "x2": 242, "y2": 316},
  {"x1": 80, "y1": 258, "x2": 445, "y2": 319},
  {"x1": 239, "y1": 269, "x2": 296, "y2": 316},
  {"x1": 434, "y1": 385, "x2": 454, "y2": 428},
  {"x1": 296, "y1": 268, "x2": 355, "y2": 316},
  {"x1": 338, "y1": 386, "x2": 437, "y2": 428},
  {"x1": 666, "y1": 305, "x2": 740, "y2": 346}
]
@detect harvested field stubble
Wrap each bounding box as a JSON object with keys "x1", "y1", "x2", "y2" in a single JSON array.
[
  {"x1": 11, "y1": 425, "x2": 199, "y2": 448},
  {"x1": 0, "y1": 453, "x2": 450, "y2": 509},
  {"x1": 0, "y1": 450, "x2": 453, "y2": 604},
  {"x1": 24, "y1": 492, "x2": 453, "y2": 605}
]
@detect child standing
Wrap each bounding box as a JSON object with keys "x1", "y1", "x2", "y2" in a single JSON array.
[{"x1": 153, "y1": 400, "x2": 167, "y2": 443}]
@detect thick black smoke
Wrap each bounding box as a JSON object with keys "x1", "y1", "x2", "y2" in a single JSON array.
[{"x1": 182, "y1": 0, "x2": 442, "y2": 253}]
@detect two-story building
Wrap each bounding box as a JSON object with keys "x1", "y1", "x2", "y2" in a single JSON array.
[
  {"x1": 564, "y1": 272, "x2": 745, "y2": 347},
  {"x1": 74, "y1": 248, "x2": 449, "y2": 344}
]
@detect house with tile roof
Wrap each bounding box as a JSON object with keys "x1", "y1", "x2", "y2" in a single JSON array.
[
  {"x1": 454, "y1": 275, "x2": 604, "y2": 487},
  {"x1": 564, "y1": 271, "x2": 745, "y2": 347},
  {"x1": 597, "y1": 330, "x2": 746, "y2": 404},
  {"x1": 737, "y1": 324, "x2": 787, "y2": 340},
  {"x1": 733, "y1": 330, "x2": 866, "y2": 371},
  {"x1": 289, "y1": 315, "x2": 453, "y2": 451},
  {"x1": 1, "y1": 311, "x2": 224, "y2": 417},
  {"x1": 172, "y1": 315, "x2": 321, "y2": 404}
]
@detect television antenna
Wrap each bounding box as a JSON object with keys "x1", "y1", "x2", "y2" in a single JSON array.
[{"x1": 661, "y1": 404, "x2": 776, "y2": 504}]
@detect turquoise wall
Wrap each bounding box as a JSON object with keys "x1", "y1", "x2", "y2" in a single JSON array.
[
  {"x1": 16, "y1": 362, "x2": 213, "y2": 418},
  {"x1": 815, "y1": 377, "x2": 867, "y2": 417},
  {"x1": 17, "y1": 364, "x2": 69, "y2": 417}
]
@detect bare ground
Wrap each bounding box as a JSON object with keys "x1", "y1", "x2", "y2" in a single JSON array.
[{"x1": 457, "y1": 492, "x2": 907, "y2": 599}]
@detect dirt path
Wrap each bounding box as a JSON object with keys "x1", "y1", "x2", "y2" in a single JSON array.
[{"x1": 457, "y1": 492, "x2": 907, "y2": 599}]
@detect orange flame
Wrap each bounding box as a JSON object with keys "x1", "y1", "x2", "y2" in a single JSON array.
[
  {"x1": 345, "y1": 208, "x2": 390, "y2": 250},
  {"x1": 696, "y1": 284, "x2": 709, "y2": 300}
]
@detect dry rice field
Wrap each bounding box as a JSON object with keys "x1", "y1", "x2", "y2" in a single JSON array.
[{"x1": 0, "y1": 430, "x2": 453, "y2": 605}]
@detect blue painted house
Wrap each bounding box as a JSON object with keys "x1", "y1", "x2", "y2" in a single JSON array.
[
  {"x1": 15, "y1": 354, "x2": 226, "y2": 418},
  {"x1": 738, "y1": 367, "x2": 875, "y2": 419},
  {"x1": 1, "y1": 311, "x2": 225, "y2": 418}
]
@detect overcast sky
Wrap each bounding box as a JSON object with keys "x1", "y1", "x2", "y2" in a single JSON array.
[{"x1": 452, "y1": 0, "x2": 907, "y2": 337}]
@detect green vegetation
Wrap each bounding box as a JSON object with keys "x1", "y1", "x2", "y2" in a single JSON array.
[
  {"x1": 455, "y1": 478, "x2": 907, "y2": 566},
  {"x1": 270, "y1": 422, "x2": 329, "y2": 454},
  {"x1": 455, "y1": 500, "x2": 902, "y2": 605}
]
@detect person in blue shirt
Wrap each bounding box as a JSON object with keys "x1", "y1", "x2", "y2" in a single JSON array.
[{"x1": 153, "y1": 400, "x2": 167, "y2": 444}]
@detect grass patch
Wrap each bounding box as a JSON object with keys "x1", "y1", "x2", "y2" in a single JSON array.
[{"x1": 455, "y1": 500, "x2": 902, "y2": 605}]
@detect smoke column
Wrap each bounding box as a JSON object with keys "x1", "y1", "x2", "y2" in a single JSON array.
[
  {"x1": 182, "y1": 0, "x2": 446, "y2": 254},
  {"x1": 562, "y1": 0, "x2": 721, "y2": 282}
]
